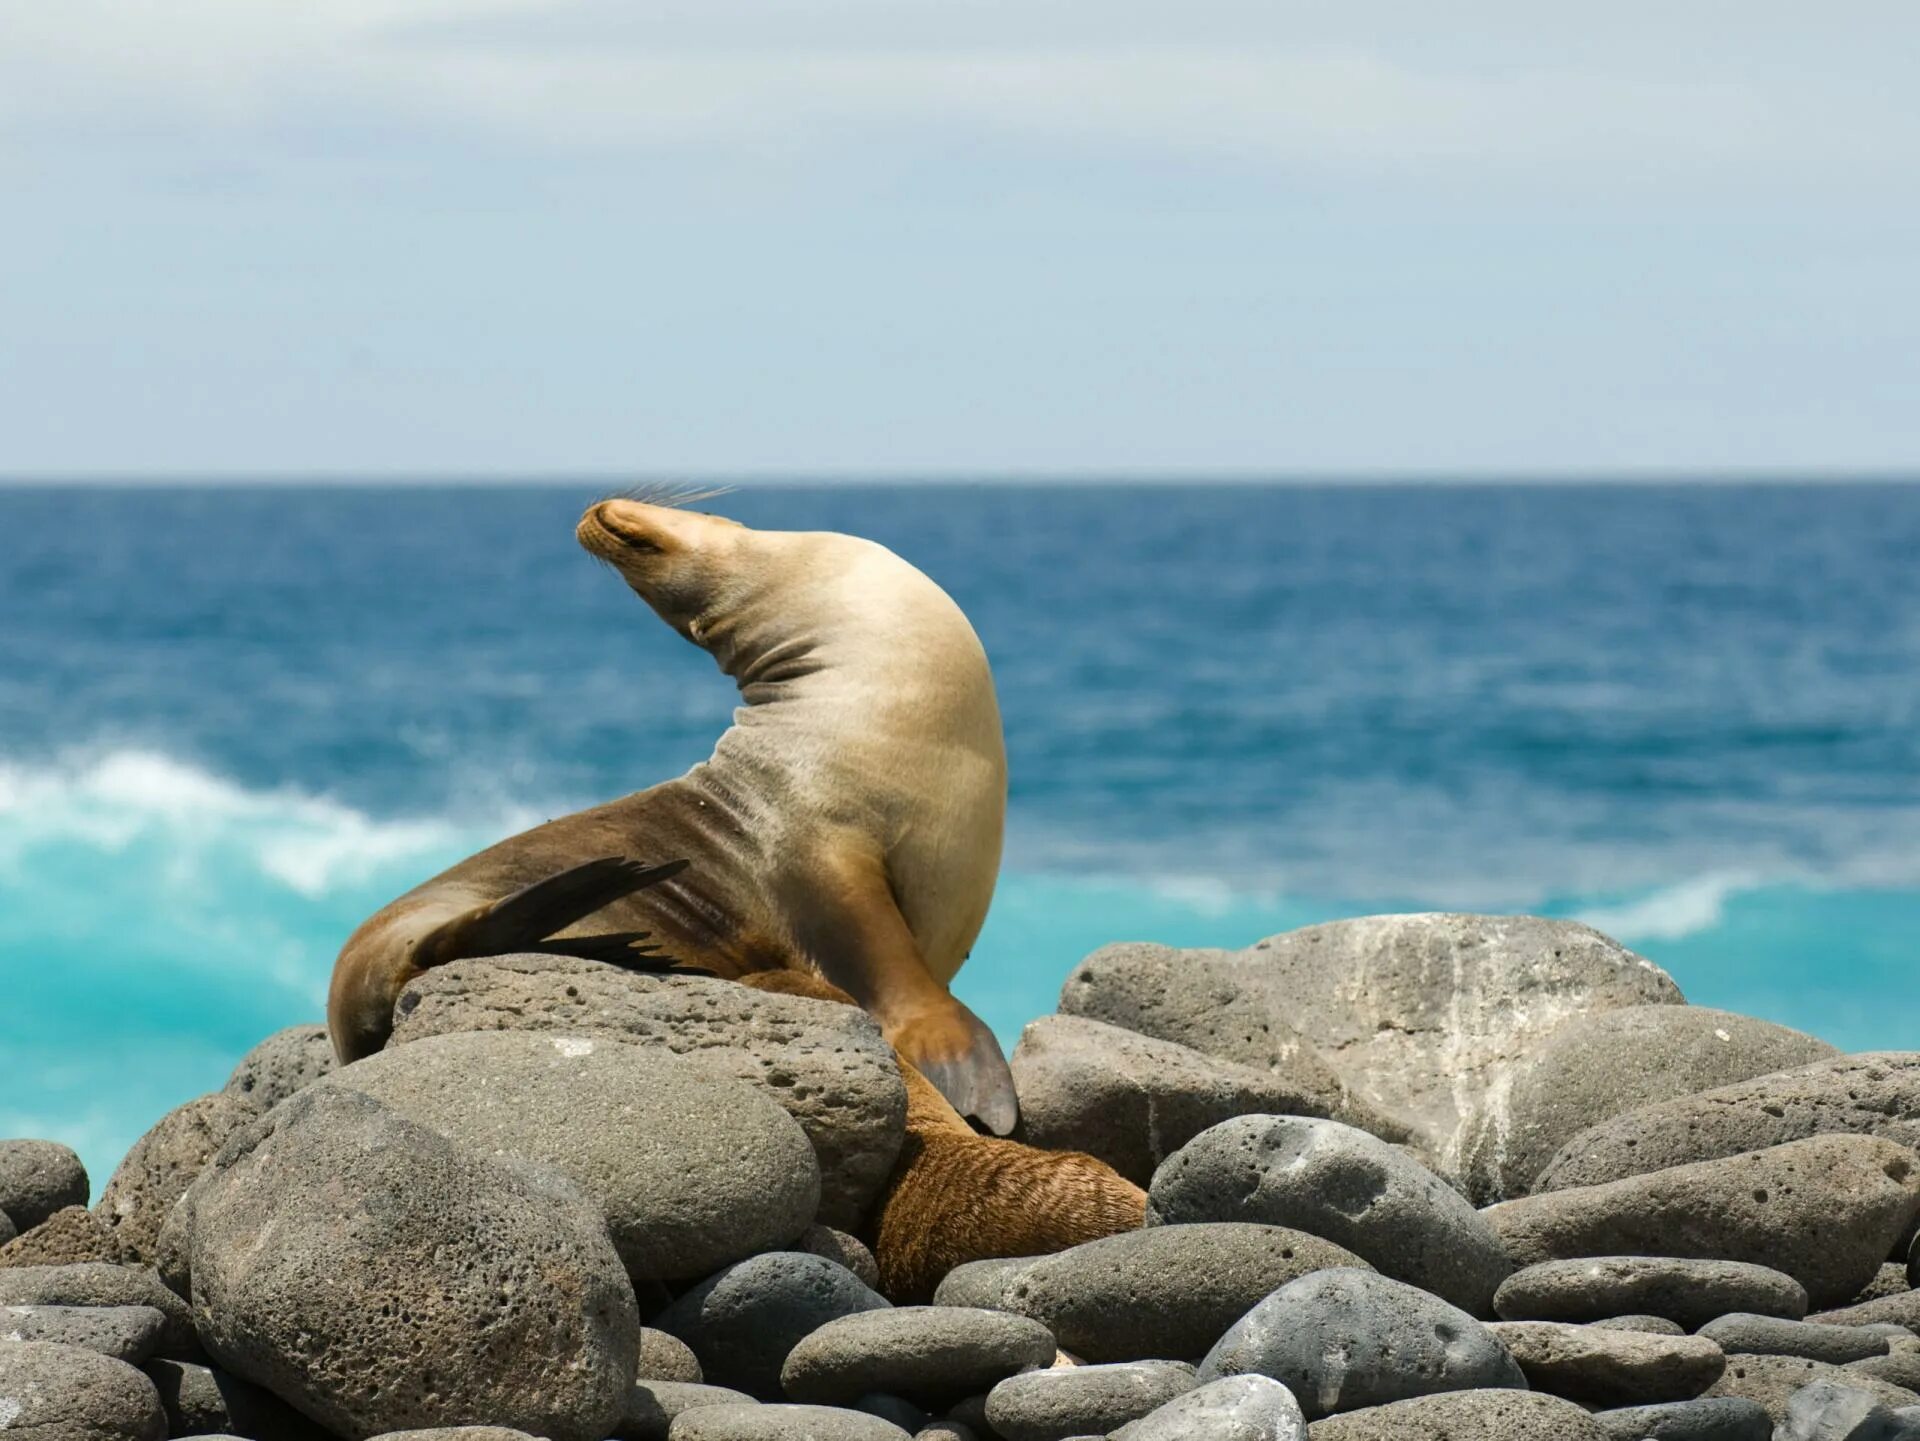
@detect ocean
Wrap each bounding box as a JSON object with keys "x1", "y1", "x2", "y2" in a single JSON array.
[{"x1": 4, "y1": 481, "x2": 1918, "y2": 1191}]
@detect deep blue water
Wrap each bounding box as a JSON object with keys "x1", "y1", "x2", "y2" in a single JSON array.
[{"x1": 4, "y1": 482, "x2": 1919, "y2": 1188}]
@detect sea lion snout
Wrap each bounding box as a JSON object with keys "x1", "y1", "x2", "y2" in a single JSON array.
[{"x1": 576, "y1": 499, "x2": 663, "y2": 560}]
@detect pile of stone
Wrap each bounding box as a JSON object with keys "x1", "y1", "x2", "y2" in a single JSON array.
[{"x1": 6, "y1": 916, "x2": 1920, "y2": 1440}]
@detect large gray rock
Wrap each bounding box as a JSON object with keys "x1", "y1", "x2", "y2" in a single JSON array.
[
  {"x1": 1495, "y1": 1257, "x2": 1809, "y2": 1328},
  {"x1": 1148, "y1": 1115, "x2": 1513, "y2": 1315},
  {"x1": 671, "y1": 1403, "x2": 910, "y2": 1440},
  {"x1": 619, "y1": 1380, "x2": 754, "y2": 1440},
  {"x1": 984, "y1": 1362, "x2": 1197, "y2": 1441},
  {"x1": 390, "y1": 954, "x2": 906, "y2": 1230},
  {"x1": 224, "y1": 1023, "x2": 337, "y2": 1108},
  {"x1": 0, "y1": 1263, "x2": 198, "y2": 1359},
  {"x1": 1589, "y1": 1396, "x2": 1773, "y2": 1439},
  {"x1": 1011, "y1": 1016, "x2": 1406, "y2": 1185},
  {"x1": 1775, "y1": 1379, "x2": 1912, "y2": 1440},
  {"x1": 1060, "y1": 914, "x2": 1680, "y2": 1182},
  {"x1": 1197, "y1": 1268, "x2": 1525, "y2": 1419},
  {"x1": 1538, "y1": 1053, "x2": 1920, "y2": 1193},
  {"x1": 0, "y1": 1338, "x2": 166, "y2": 1440},
  {"x1": 1483, "y1": 1136, "x2": 1920, "y2": 1310},
  {"x1": 0, "y1": 1204, "x2": 126, "y2": 1267},
  {"x1": 1461, "y1": 1005, "x2": 1837, "y2": 1202},
  {"x1": 1699, "y1": 1314, "x2": 1892, "y2": 1363},
  {"x1": 145, "y1": 1357, "x2": 334, "y2": 1440},
  {"x1": 0, "y1": 1140, "x2": 88, "y2": 1231},
  {"x1": 188, "y1": 1087, "x2": 637, "y2": 1441},
  {"x1": 1005, "y1": 1223, "x2": 1371, "y2": 1363},
  {"x1": 321, "y1": 1029, "x2": 819, "y2": 1281},
  {"x1": 782, "y1": 1308, "x2": 1057, "y2": 1408},
  {"x1": 1110, "y1": 1374, "x2": 1306, "y2": 1441},
  {"x1": 1305, "y1": 1389, "x2": 1608, "y2": 1439},
  {"x1": 1705, "y1": 1355, "x2": 1920, "y2": 1421},
  {"x1": 1487, "y1": 1321, "x2": 1725, "y2": 1406},
  {"x1": 95, "y1": 1092, "x2": 259, "y2": 1264},
  {"x1": 652, "y1": 1253, "x2": 890, "y2": 1399},
  {"x1": 0, "y1": 1303, "x2": 165, "y2": 1363}
]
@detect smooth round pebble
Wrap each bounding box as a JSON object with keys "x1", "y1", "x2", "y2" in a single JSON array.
[
  {"x1": 640, "y1": 1327, "x2": 705, "y2": 1383},
  {"x1": 782, "y1": 1307, "x2": 1058, "y2": 1408},
  {"x1": 1110, "y1": 1373, "x2": 1305, "y2": 1441},
  {"x1": 670, "y1": 1402, "x2": 911, "y2": 1440},
  {"x1": 0, "y1": 1140, "x2": 89, "y2": 1231},
  {"x1": 934, "y1": 1256, "x2": 1037, "y2": 1311},
  {"x1": 0, "y1": 1263, "x2": 197, "y2": 1359},
  {"x1": 1589, "y1": 1395, "x2": 1774, "y2": 1439},
  {"x1": 1593, "y1": 1314, "x2": 1688, "y2": 1335},
  {"x1": 145, "y1": 1357, "x2": 334, "y2": 1440},
  {"x1": 799, "y1": 1226, "x2": 881, "y2": 1290},
  {"x1": 1306, "y1": 1388, "x2": 1608, "y2": 1439},
  {"x1": 1495, "y1": 1257, "x2": 1810, "y2": 1329},
  {"x1": 984, "y1": 1361, "x2": 1197, "y2": 1441},
  {"x1": 1698, "y1": 1313, "x2": 1891, "y2": 1363},
  {"x1": 914, "y1": 1423, "x2": 977, "y2": 1441},
  {"x1": 0, "y1": 1338, "x2": 166, "y2": 1440},
  {"x1": 622, "y1": 1381, "x2": 756, "y2": 1441},
  {"x1": 1487, "y1": 1320, "x2": 1726, "y2": 1407},
  {"x1": 0, "y1": 1303, "x2": 165, "y2": 1363}
]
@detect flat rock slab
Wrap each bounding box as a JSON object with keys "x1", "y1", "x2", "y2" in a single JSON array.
[
  {"x1": 1699, "y1": 1314, "x2": 1892, "y2": 1363},
  {"x1": 0, "y1": 1263, "x2": 198, "y2": 1359},
  {"x1": 223, "y1": 1023, "x2": 337, "y2": 1109},
  {"x1": 1483, "y1": 1135, "x2": 1920, "y2": 1310},
  {"x1": 1538, "y1": 1052, "x2": 1920, "y2": 1193},
  {"x1": 782, "y1": 1307, "x2": 1057, "y2": 1408},
  {"x1": 0, "y1": 1303, "x2": 165, "y2": 1363},
  {"x1": 1589, "y1": 1396, "x2": 1773, "y2": 1439},
  {"x1": 1495, "y1": 1257, "x2": 1809, "y2": 1328},
  {"x1": 1488, "y1": 1321, "x2": 1725, "y2": 1407},
  {"x1": 96, "y1": 1092, "x2": 259, "y2": 1264},
  {"x1": 189, "y1": 1087, "x2": 638, "y2": 1441},
  {"x1": 145, "y1": 1357, "x2": 334, "y2": 1441},
  {"x1": 621, "y1": 1381, "x2": 755, "y2": 1441},
  {"x1": 1705, "y1": 1354, "x2": 1920, "y2": 1421},
  {"x1": 1461, "y1": 1005, "x2": 1836, "y2": 1203},
  {"x1": 1060, "y1": 914, "x2": 1680, "y2": 1183},
  {"x1": 984, "y1": 1361, "x2": 1196, "y2": 1441},
  {"x1": 1006, "y1": 1223, "x2": 1370, "y2": 1363},
  {"x1": 0, "y1": 1338, "x2": 166, "y2": 1441},
  {"x1": 671, "y1": 1403, "x2": 910, "y2": 1440},
  {"x1": 1109, "y1": 1374, "x2": 1305, "y2": 1441},
  {"x1": 0, "y1": 1140, "x2": 89, "y2": 1232},
  {"x1": 1148, "y1": 1115, "x2": 1512, "y2": 1315},
  {"x1": 0, "y1": 1205, "x2": 127, "y2": 1267},
  {"x1": 1305, "y1": 1388, "x2": 1608, "y2": 1439},
  {"x1": 1011, "y1": 1015, "x2": 1405, "y2": 1186},
  {"x1": 322, "y1": 1029, "x2": 820, "y2": 1282},
  {"x1": 1198, "y1": 1268, "x2": 1524, "y2": 1420},
  {"x1": 391, "y1": 954, "x2": 907, "y2": 1231}
]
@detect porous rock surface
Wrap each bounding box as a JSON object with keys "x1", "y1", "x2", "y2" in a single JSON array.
[
  {"x1": 0, "y1": 1338, "x2": 167, "y2": 1440},
  {"x1": 187, "y1": 1086, "x2": 638, "y2": 1441},
  {"x1": 637, "y1": 1326, "x2": 704, "y2": 1383},
  {"x1": 1059, "y1": 914, "x2": 1680, "y2": 1180},
  {"x1": 1109, "y1": 1373, "x2": 1306, "y2": 1440},
  {"x1": 1486, "y1": 1320, "x2": 1725, "y2": 1407},
  {"x1": 145, "y1": 1356, "x2": 335, "y2": 1440},
  {"x1": 781, "y1": 1307, "x2": 1057, "y2": 1408},
  {"x1": 321, "y1": 1028, "x2": 820, "y2": 1281},
  {"x1": 1148, "y1": 1115, "x2": 1512, "y2": 1315},
  {"x1": 1305, "y1": 1388, "x2": 1607, "y2": 1439},
  {"x1": 0, "y1": 1262, "x2": 198, "y2": 1359},
  {"x1": 390, "y1": 953, "x2": 906, "y2": 1229},
  {"x1": 0, "y1": 1302, "x2": 165, "y2": 1363},
  {"x1": 1704, "y1": 1353, "x2": 1920, "y2": 1421},
  {"x1": 1698, "y1": 1313, "x2": 1893, "y2": 1363},
  {"x1": 0, "y1": 1140, "x2": 89, "y2": 1232},
  {"x1": 223, "y1": 1022, "x2": 337, "y2": 1108},
  {"x1": 934, "y1": 1256, "x2": 1036, "y2": 1311},
  {"x1": 1494, "y1": 1257, "x2": 1809, "y2": 1328},
  {"x1": 95, "y1": 1091, "x2": 259, "y2": 1263},
  {"x1": 0, "y1": 1204, "x2": 126, "y2": 1267},
  {"x1": 671, "y1": 1402, "x2": 911, "y2": 1440}
]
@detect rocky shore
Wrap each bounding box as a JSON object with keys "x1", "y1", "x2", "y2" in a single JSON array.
[{"x1": 7, "y1": 912, "x2": 1920, "y2": 1439}]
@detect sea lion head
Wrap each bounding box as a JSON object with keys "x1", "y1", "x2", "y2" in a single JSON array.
[{"x1": 576, "y1": 492, "x2": 761, "y2": 643}]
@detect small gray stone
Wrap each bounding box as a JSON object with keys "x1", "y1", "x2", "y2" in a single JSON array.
[
  {"x1": 1496, "y1": 1257, "x2": 1810, "y2": 1328},
  {"x1": 671, "y1": 1402, "x2": 912, "y2": 1439},
  {"x1": 640, "y1": 1327, "x2": 705, "y2": 1383},
  {"x1": 0, "y1": 1263, "x2": 197, "y2": 1359},
  {"x1": 1594, "y1": 1315, "x2": 1689, "y2": 1336},
  {"x1": 1484, "y1": 1137, "x2": 1920, "y2": 1311},
  {"x1": 1198, "y1": 1268, "x2": 1525, "y2": 1419},
  {"x1": 654, "y1": 1253, "x2": 890, "y2": 1399},
  {"x1": 799, "y1": 1227, "x2": 881, "y2": 1291},
  {"x1": 0, "y1": 1303, "x2": 164, "y2": 1363},
  {"x1": 145, "y1": 1357, "x2": 334, "y2": 1440},
  {"x1": 984, "y1": 1361, "x2": 1197, "y2": 1441},
  {"x1": 1110, "y1": 1374, "x2": 1306, "y2": 1441},
  {"x1": 1589, "y1": 1396, "x2": 1774, "y2": 1439},
  {"x1": 782, "y1": 1307, "x2": 1058, "y2": 1408},
  {"x1": 1700, "y1": 1314, "x2": 1891, "y2": 1363},
  {"x1": 1812, "y1": 1295, "x2": 1920, "y2": 1330},
  {"x1": 1488, "y1": 1320, "x2": 1726, "y2": 1406},
  {"x1": 618, "y1": 1380, "x2": 755, "y2": 1440},
  {"x1": 0, "y1": 1204, "x2": 127, "y2": 1267},
  {"x1": 322, "y1": 1029, "x2": 820, "y2": 1282},
  {"x1": 914, "y1": 1423, "x2": 978, "y2": 1441},
  {"x1": 0, "y1": 1140, "x2": 89, "y2": 1231},
  {"x1": 1007, "y1": 1223, "x2": 1371, "y2": 1363},
  {"x1": 1705, "y1": 1355, "x2": 1920, "y2": 1421},
  {"x1": 1149, "y1": 1115, "x2": 1513, "y2": 1315},
  {"x1": 933, "y1": 1256, "x2": 1037, "y2": 1311},
  {"x1": 1850, "y1": 1352, "x2": 1920, "y2": 1391},
  {"x1": 1461, "y1": 1005, "x2": 1837, "y2": 1203},
  {"x1": 1776, "y1": 1379, "x2": 1908, "y2": 1440},
  {"x1": 96, "y1": 1092, "x2": 260, "y2": 1265},
  {"x1": 1306, "y1": 1388, "x2": 1608, "y2": 1439},
  {"x1": 224, "y1": 1023, "x2": 337, "y2": 1108},
  {"x1": 0, "y1": 1338, "x2": 166, "y2": 1440},
  {"x1": 189, "y1": 1086, "x2": 638, "y2": 1441}
]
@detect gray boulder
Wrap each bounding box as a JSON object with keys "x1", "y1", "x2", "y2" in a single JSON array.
[
  {"x1": 0, "y1": 1303, "x2": 164, "y2": 1363},
  {"x1": 1148, "y1": 1115, "x2": 1513, "y2": 1315},
  {"x1": 1011, "y1": 1016, "x2": 1405, "y2": 1185},
  {"x1": 782, "y1": 1307, "x2": 1057, "y2": 1408},
  {"x1": 1589, "y1": 1396, "x2": 1773, "y2": 1438},
  {"x1": 670, "y1": 1403, "x2": 910, "y2": 1440},
  {"x1": 653, "y1": 1253, "x2": 890, "y2": 1399},
  {"x1": 1699, "y1": 1314, "x2": 1892, "y2": 1363},
  {"x1": 1197, "y1": 1268, "x2": 1525, "y2": 1419},
  {"x1": 224, "y1": 1023, "x2": 337, "y2": 1108},
  {"x1": 390, "y1": 953, "x2": 906, "y2": 1229},
  {"x1": 1110, "y1": 1375, "x2": 1306, "y2": 1441},
  {"x1": 1483, "y1": 1136, "x2": 1920, "y2": 1310},
  {"x1": 1487, "y1": 1320, "x2": 1725, "y2": 1406},
  {"x1": 0, "y1": 1140, "x2": 88, "y2": 1231},
  {"x1": 1006, "y1": 1223, "x2": 1371, "y2": 1363},
  {"x1": 0, "y1": 1338, "x2": 166, "y2": 1440},
  {"x1": 1538, "y1": 1053, "x2": 1920, "y2": 1193},
  {"x1": 934, "y1": 1256, "x2": 1037, "y2": 1311},
  {"x1": 0, "y1": 1263, "x2": 198, "y2": 1358},
  {"x1": 95, "y1": 1092, "x2": 258, "y2": 1264},
  {"x1": 1059, "y1": 914, "x2": 1680, "y2": 1182},
  {"x1": 984, "y1": 1362, "x2": 1196, "y2": 1440},
  {"x1": 639, "y1": 1328, "x2": 705, "y2": 1383},
  {"x1": 1776, "y1": 1379, "x2": 1910, "y2": 1440},
  {"x1": 1461, "y1": 1005, "x2": 1836, "y2": 1202},
  {"x1": 1305, "y1": 1389, "x2": 1608, "y2": 1439},
  {"x1": 1495, "y1": 1257, "x2": 1809, "y2": 1328},
  {"x1": 321, "y1": 1029, "x2": 819, "y2": 1281},
  {"x1": 145, "y1": 1357, "x2": 334, "y2": 1440},
  {"x1": 1705, "y1": 1355, "x2": 1919, "y2": 1421},
  {"x1": 0, "y1": 1205, "x2": 126, "y2": 1267},
  {"x1": 188, "y1": 1087, "x2": 637, "y2": 1441},
  {"x1": 619, "y1": 1380, "x2": 755, "y2": 1440}
]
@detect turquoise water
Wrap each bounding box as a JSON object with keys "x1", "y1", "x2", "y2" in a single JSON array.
[{"x1": 3, "y1": 483, "x2": 1918, "y2": 1189}]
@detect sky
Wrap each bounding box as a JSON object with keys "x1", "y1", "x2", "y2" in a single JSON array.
[{"x1": 3, "y1": 1, "x2": 1918, "y2": 479}]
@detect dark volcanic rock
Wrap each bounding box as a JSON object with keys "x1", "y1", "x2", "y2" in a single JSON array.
[
  {"x1": 1461, "y1": 1005, "x2": 1836, "y2": 1202},
  {"x1": 223, "y1": 1023, "x2": 337, "y2": 1108},
  {"x1": 322, "y1": 1028, "x2": 820, "y2": 1281},
  {"x1": 0, "y1": 1302, "x2": 164, "y2": 1363},
  {"x1": 984, "y1": 1361, "x2": 1197, "y2": 1441},
  {"x1": 1148, "y1": 1115, "x2": 1512, "y2": 1315},
  {"x1": 188, "y1": 1086, "x2": 637, "y2": 1441},
  {"x1": 0, "y1": 1140, "x2": 89, "y2": 1231},
  {"x1": 390, "y1": 953, "x2": 907, "y2": 1230},
  {"x1": 1109, "y1": 1374, "x2": 1306, "y2": 1441},
  {"x1": 1698, "y1": 1313, "x2": 1892, "y2": 1363},
  {"x1": 1198, "y1": 1268, "x2": 1525, "y2": 1419},
  {"x1": 1006, "y1": 1223, "x2": 1370, "y2": 1363},
  {"x1": 782, "y1": 1307, "x2": 1057, "y2": 1408},
  {"x1": 1483, "y1": 1136, "x2": 1920, "y2": 1310},
  {"x1": 1487, "y1": 1320, "x2": 1725, "y2": 1406},
  {"x1": 1495, "y1": 1257, "x2": 1809, "y2": 1328},
  {"x1": 0, "y1": 1262, "x2": 197, "y2": 1359},
  {"x1": 96, "y1": 1092, "x2": 259, "y2": 1264},
  {"x1": 0, "y1": 1338, "x2": 166, "y2": 1440},
  {"x1": 1306, "y1": 1389, "x2": 1607, "y2": 1439},
  {"x1": 1704, "y1": 1354, "x2": 1920, "y2": 1421},
  {"x1": 145, "y1": 1357, "x2": 334, "y2": 1440},
  {"x1": 1589, "y1": 1396, "x2": 1773, "y2": 1439},
  {"x1": 0, "y1": 1204, "x2": 127, "y2": 1267}
]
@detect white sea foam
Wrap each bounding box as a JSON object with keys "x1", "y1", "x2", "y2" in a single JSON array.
[{"x1": 1573, "y1": 872, "x2": 1757, "y2": 942}]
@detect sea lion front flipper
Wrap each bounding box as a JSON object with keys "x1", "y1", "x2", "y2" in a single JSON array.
[
  {"x1": 894, "y1": 1001, "x2": 1019, "y2": 1138},
  {"x1": 420, "y1": 855, "x2": 688, "y2": 962}
]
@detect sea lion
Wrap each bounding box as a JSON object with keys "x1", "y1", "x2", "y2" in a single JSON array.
[{"x1": 327, "y1": 493, "x2": 1018, "y2": 1133}]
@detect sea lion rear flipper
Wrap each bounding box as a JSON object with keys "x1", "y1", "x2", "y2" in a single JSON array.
[{"x1": 423, "y1": 855, "x2": 688, "y2": 961}]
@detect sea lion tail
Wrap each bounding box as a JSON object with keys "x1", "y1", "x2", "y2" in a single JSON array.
[{"x1": 420, "y1": 855, "x2": 690, "y2": 969}]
